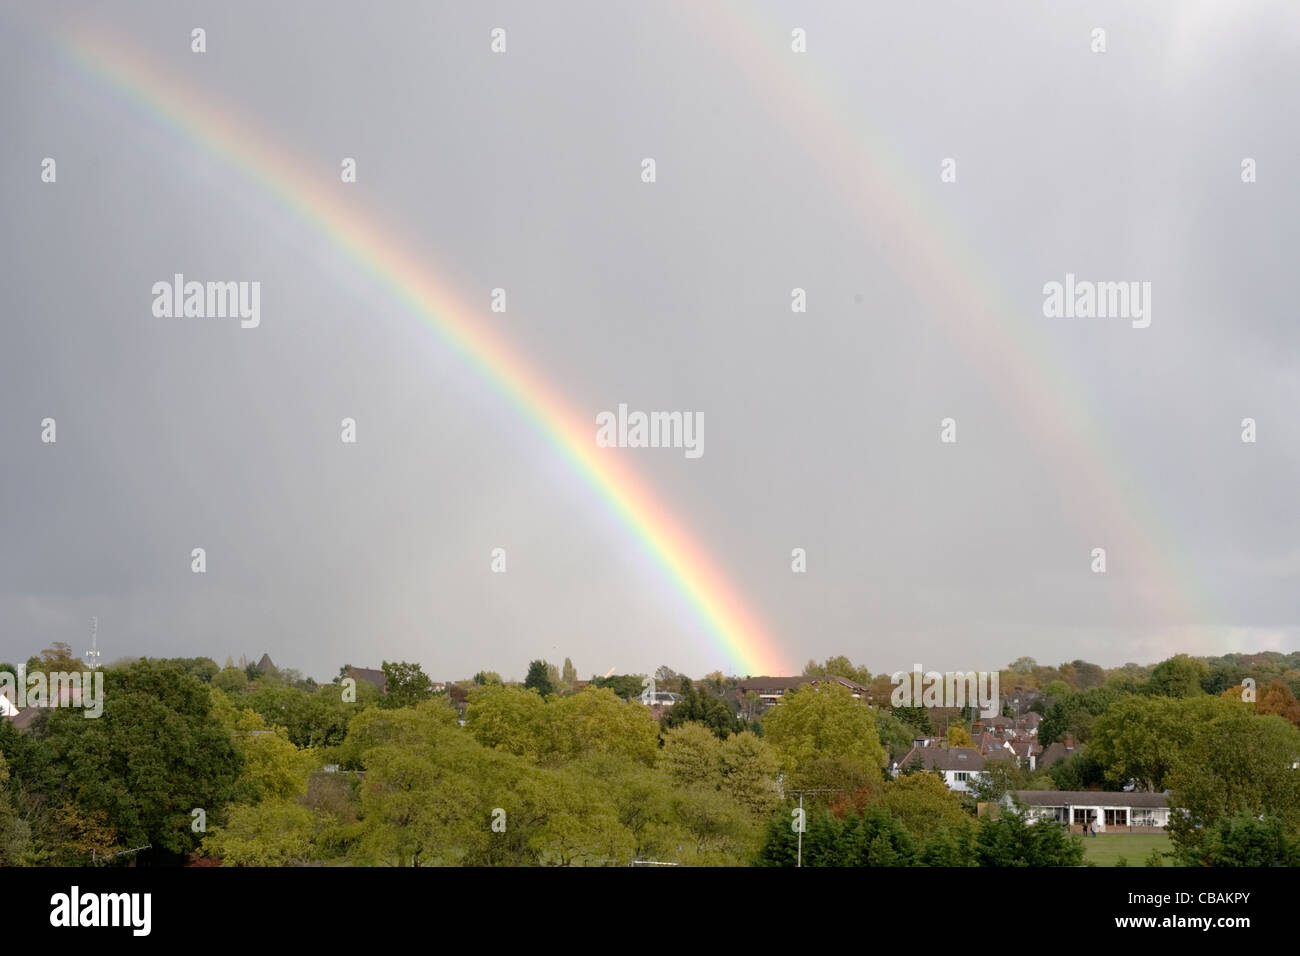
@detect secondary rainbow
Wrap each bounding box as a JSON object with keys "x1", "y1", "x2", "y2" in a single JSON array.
[
  {"x1": 64, "y1": 24, "x2": 789, "y2": 676},
  {"x1": 693, "y1": 2, "x2": 1210, "y2": 643}
]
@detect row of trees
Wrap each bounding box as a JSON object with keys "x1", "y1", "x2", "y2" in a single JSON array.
[{"x1": 4, "y1": 647, "x2": 1299, "y2": 866}]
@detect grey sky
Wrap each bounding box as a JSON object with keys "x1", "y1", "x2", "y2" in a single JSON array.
[{"x1": 1, "y1": 1, "x2": 1297, "y2": 682}]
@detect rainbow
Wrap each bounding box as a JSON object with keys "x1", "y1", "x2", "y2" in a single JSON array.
[
  {"x1": 691, "y1": 3, "x2": 1210, "y2": 645},
  {"x1": 62, "y1": 24, "x2": 790, "y2": 676}
]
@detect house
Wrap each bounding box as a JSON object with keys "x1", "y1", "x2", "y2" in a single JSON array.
[
  {"x1": 0, "y1": 687, "x2": 44, "y2": 733},
  {"x1": 1000, "y1": 737, "x2": 1043, "y2": 770},
  {"x1": 892, "y1": 744, "x2": 988, "y2": 793},
  {"x1": 736, "y1": 675, "x2": 868, "y2": 709},
  {"x1": 345, "y1": 666, "x2": 388, "y2": 694},
  {"x1": 1037, "y1": 736, "x2": 1078, "y2": 770},
  {"x1": 640, "y1": 691, "x2": 682, "y2": 706},
  {"x1": 1005, "y1": 790, "x2": 1171, "y2": 832},
  {"x1": 257, "y1": 653, "x2": 275, "y2": 674}
]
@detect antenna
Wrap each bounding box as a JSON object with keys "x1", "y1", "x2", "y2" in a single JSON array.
[{"x1": 84, "y1": 616, "x2": 100, "y2": 670}]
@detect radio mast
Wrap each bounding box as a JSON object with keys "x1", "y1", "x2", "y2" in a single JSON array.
[{"x1": 84, "y1": 616, "x2": 101, "y2": 670}]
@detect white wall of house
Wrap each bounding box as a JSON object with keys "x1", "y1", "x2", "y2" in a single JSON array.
[{"x1": 944, "y1": 770, "x2": 986, "y2": 793}]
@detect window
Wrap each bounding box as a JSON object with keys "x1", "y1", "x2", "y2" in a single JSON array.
[{"x1": 953, "y1": 772, "x2": 969, "y2": 782}]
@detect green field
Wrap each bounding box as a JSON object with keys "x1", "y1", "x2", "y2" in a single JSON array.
[{"x1": 1082, "y1": 832, "x2": 1171, "y2": 866}]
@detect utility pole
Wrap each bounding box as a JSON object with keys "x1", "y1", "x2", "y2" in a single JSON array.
[
  {"x1": 84, "y1": 616, "x2": 100, "y2": 670},
  {"x1": 788, "y1": 788, "x2": 845, "y2": 867}
]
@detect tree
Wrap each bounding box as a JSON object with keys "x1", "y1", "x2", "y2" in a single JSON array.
[
  {"x1": 465, "y1": 685, "x2": 551, "y2": 762},
  {"x1": 561, "y1": 658, "x2": 577, "y2": 689},
  {"x1": 212, "y1": 702, "x2": 317, "y2": 805},
  {"x1": 1058, "y1": 660, "x2": 1105, "y2": 691},
  {"x1": 946, "y1": 725, "x2": 973, "y2": 748},
  {"x1": 550, "y1": 688, "x2": 659, "y2": 765},
  {"x1": 762, "y1": 683, "x2": 887, "y2": 790},
  {"x1": 379, "y1": 660, "x2": 434, "y2": 709},
  {"x1": 1202, "y1": 661, "x2": 1246, "y2": 696},
  {"x1": 891, "y1": 705, "x2": 932, "y2": 735},
  {"x1": 1257, "y1": 680, "x2": 1300, "y2": 727},
  {"x1": 1167, "y1": 710, "x2": 1300, "y2": 859},
  {"x1": 717, "y1": 731, "x2": 781, "y2": 816},
  {"x1": 202, "y1": 798, "x2": 317, "y2": 866},
  {"x1": 974, "y1": 813, "x2": 1084, "y2": 867},
  {"x1": 1041, "y1": 680, "x2": 1072, "y2": 701},
  {"x1": 1047, "y1": 750, "x2": 1107, "y2": 791},
  {"x1": 1008, "y1": 657, "x2": 1037, "y2": 675},
  {"x1": 0, "y1": 752, "x2": 31, "y2": 865},
  {"x1": 756, "y1": 804, "x2": 916, "y2": 867},
  {"x1": 653, "y1": 666, "x2": 683, "y2": 694},
  {"x1": 39, "y1": 659, "x2": 242, "y2": 858},
  {"x1": 1037, "y1": 685, "x2": 1118, "y2": 745},
  {"x1": 969, "y1": 759, "x2": 1024, "y2": 804},
  {"x1": 660, "y1": 677, "x2": 744, "y2": 738},
  {"x1": 1089, "y1": 695, "x2": 1238, "y2": 791},
  {"x1": 27, "y1": 642, "x2": 79, "y2": 673},
  {"x1": 1146, "y1": 654, "x2": 1209, "y2": 698},
  {"x1": 1173, "y1": 812, "x2": 1300, "y2": 867},
  {"x1": 878, "y1": 771, "x2": 970, "y2": 842},
  {"x1": 660, "y1": 724, "x2": 722, "y2": 789},
  {"x1": 590, "y1": 674, "x2": 645, "y2": 701},
  {"x1": 802, "y1": 656, "x2": 872, "y2": 686},
  {"x1": 524, "y1": 660, "x2": 554, "y2": 697},
  {"x1": 213, "y1": 666, "x2": 249, "y2": 694}
]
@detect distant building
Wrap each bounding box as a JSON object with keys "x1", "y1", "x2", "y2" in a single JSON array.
[
  {"x1": 1005, "y1": 790, "x2": 1171, "y2": 832},
  {"x1": 257, "y1": 653, "x2": 275, "y2": 674},
  {"x1": 892, "y1": 742, "x2": 988, "y2": 792},
  {"x1": 345, "y1": 666, "x2": 388, "y2": 694},
  {"x1": 736, "y1": 675, "x2": 868, "y2": 709},
  {"x1": 640, "y1": 691, "x2": 682, "y2": 707},
  {"x1": 1037, "y1": 735, "x2": 1079, "y2": 770}
]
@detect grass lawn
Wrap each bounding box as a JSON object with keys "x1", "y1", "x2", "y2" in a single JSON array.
[{"x1": 1082, "y1": 832, "x2": 1171, "y2": 866}]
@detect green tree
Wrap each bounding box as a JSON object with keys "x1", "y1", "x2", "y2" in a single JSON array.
[
  {"x1": 974, "y1": 813, "x2": 1084, "y2": 866},
  {"x1": 1173, "y1": 812, "x2": 1300, "y2": 867},
  {"x1": 591, "y1": 674, "x2": 648, "y2": 701},
  {"x1": 202, "y1": 798, "x2": 318, "y2": 866},
  {"x1": 465, "y1": 684, "x2": 551, "y2": 761},
  {"x1": 524, "y1": 659, "x2": 555, "y2": 697},
  {"x1": 379, "y1": 660, "x2": 434, "y2": 709},
  {"x1": 661, "y1": 724, "x2": 722, "y2": 788},
  {"x1": 213, "y1": 666, "x2": 249, "y2": 694},
  {"x1": 549, "y1": 687, "x2": 659, "y2": 765},
  {"x1": 968, "y1": 759, "x2": 1024, "y2": 804},
  {"x1": 1146, "y1": 654, "x2": 1209, "y2": 698},
  {"x1": 763, "y1": 683, "x2": 887, "y2": 789},
  {"x1": 1089, "y1": 694, "x2": 1239, "y2": 791},
  {"x1": 891, "y1": 705, "x2": 932, "y2": 735},
  {"x1": 39, "y1": 659, "x2": 242, "y2": 857},
  {"x1": 660, "y1": 677, "x2": 744, "y2": 738},
  {"x1": 1167, "y1": 709, "x2": 1300, "y2": 859},
  {"x1": 879, "y1": 771, "x2": 971, "y2": 842},
  {"x1": 1047, "y1": 750, "x2": 1107, "y2": 791},
  {"x1": 0, "y1": 752, "x2": 31, "y2": 865}
]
